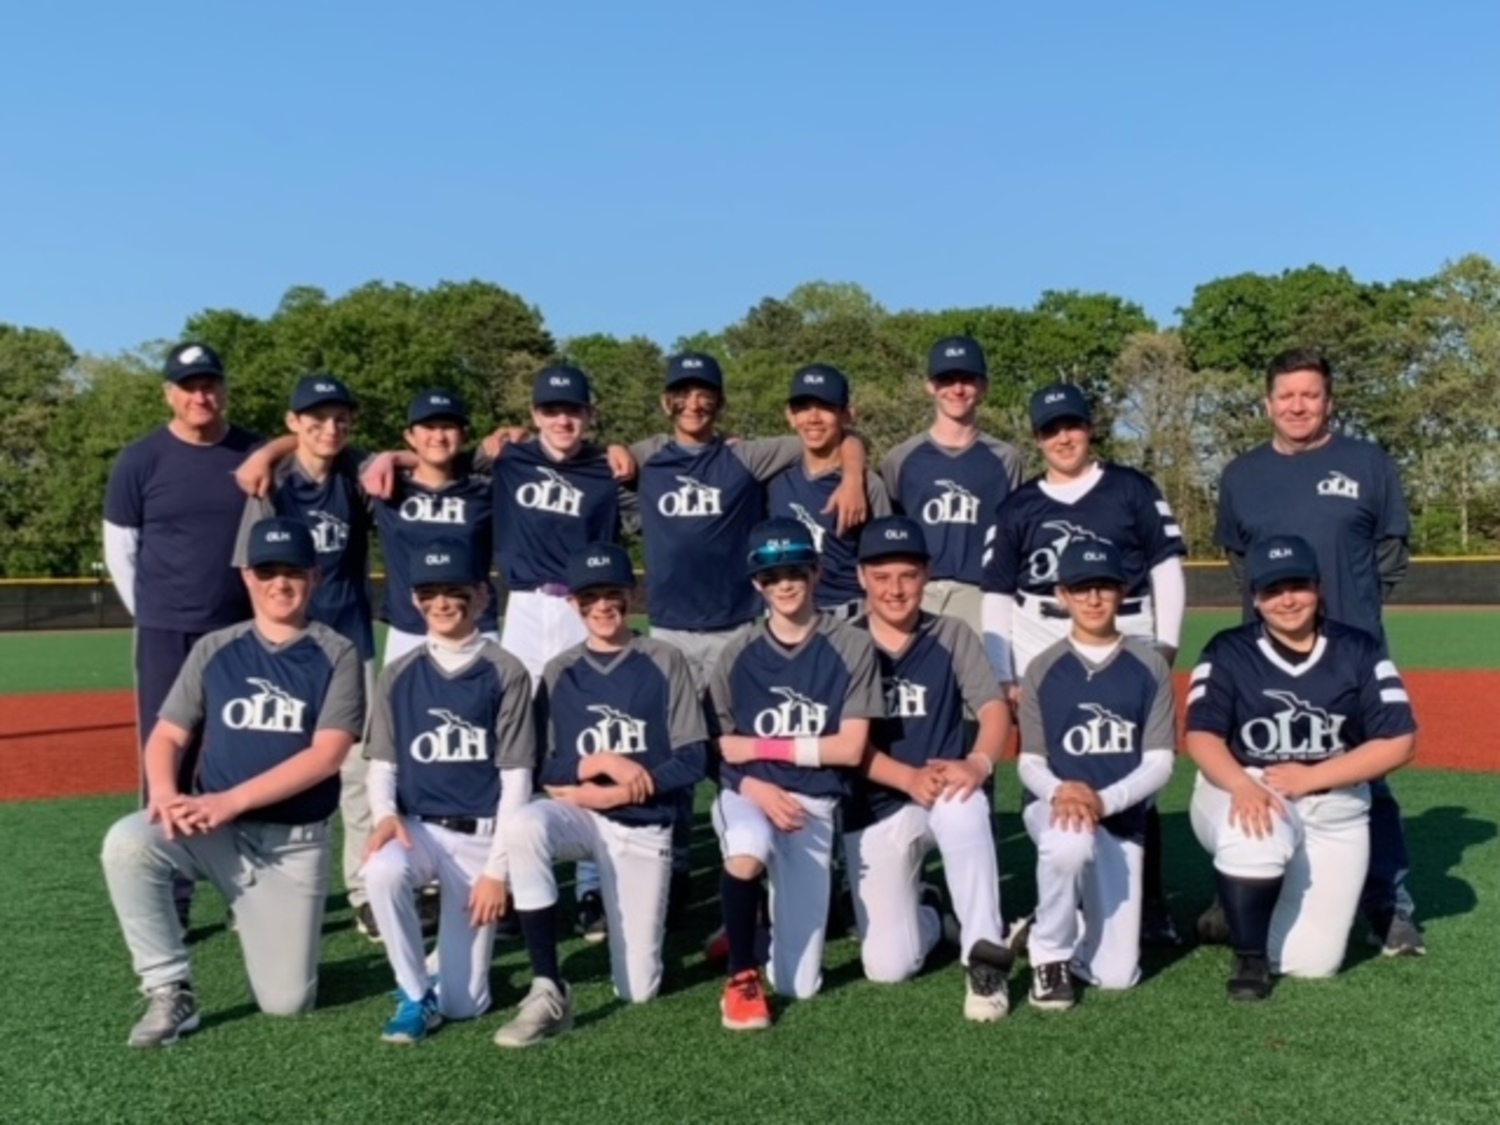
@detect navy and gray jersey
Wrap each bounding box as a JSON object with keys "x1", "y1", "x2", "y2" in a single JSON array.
[
  {"x1": 630, "y1": 434, "x2": 804, "y2": 630},
  {"x1": 493, "y1": 441, "x2": 628, "y2": 593},
  {"x1": 1215, "y1": 435, "x2": 1409, "y2": 640},
  {"x1": 1019, "y1": 637, "x2": 1175, "y2": 841},
  {"x1": 234, "y1": 450, "x2": 376, "y2": 660},
  {"x1": 984, "y1": 463, "x2": 1184, "y2": 599},
  {"x1": 372, "y1": 457, "x2": 498, "y2": 636},
  {"x1": 845, "y1": 612, "x2": 1003, "y2": 830},
  {"x1": 536, "y1": 636, "x2": 707, "y2": 828},
  {"x1": 710, "y1": 615, "x2": 884, "y2": 800},
  {"x1": 365, "y1": 641, "x2": 534, "y2": 820},
  {"x1": 1186, "y1": 618, "x2": 1416, "y2": 771},
  {"x1": 880, "y1": 433, "x2": 1024, "y2": 585},
  {"x1": 768, "y1": 466, "x2": 892, "y2": 609},
  {"x1": 159, "y1": 620, "x2": 365, "y2": 825},
  {"x1": 104, "y1": 424, "x2": 262, "y2": 631}
]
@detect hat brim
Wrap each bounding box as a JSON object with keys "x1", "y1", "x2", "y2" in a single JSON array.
[
  {"x1": 294, "y1": 395, "x2": 356, "y2": 413},
  {"x1": 166, "y1": 363, "x2": 225, "y2": 384},
  {"x1": 407, "y1": 410, "x2": 469, "y2": 426},
  {"x1": 1032, "y1": 409, "x2": 1091, "y2": 432},
  {"x1": 1251, "y1": 568, "x2": 1320, "y2": 593}
]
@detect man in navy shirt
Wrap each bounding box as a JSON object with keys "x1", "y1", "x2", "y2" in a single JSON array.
[
  {"x1": 103, "y1": 342, "x2": 261, "y2": 929},
  {"x1": 1214, "y1": 349, "x2": 1420, "y2": 957}
]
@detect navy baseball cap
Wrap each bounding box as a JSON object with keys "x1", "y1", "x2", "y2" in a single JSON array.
[
  {"x1": 1247, "y1": 535, "x2": 1321, "y2": 593},
  {"x1": 927, "y1": 335, "x2": 987, "y2": 379},
  {"x1": 665, "y1": 352, "x2": 724, "y2": 391},
  {"x1": 407, "y1": 389, "x2": 469, "y2": 426},
  {"x1": 290, "y1": 375, "x2": 356, "y2": 414},
  {"x1": 1057, "y1": 540, "x2": 1126, "y2": 587},
  {"x1": 245, "y1": 518, "x2": 316, "y2": 570},
  {"x1": 533, "y1": 365, "x2": 592, "y2": 407},
  {"x1": 566, "y1": 542, "x2": 636, "y2": 593},
  {"x1": 857, "y1": 516, "x2": 930, "y2": 563},
  {"x1": 411, "y1": 539, "x2": 481, "y2": 587},
  {"x1": 788, "y1": 364, "x2": 850, "y2": 407},
  {"x1": 1030, "y1": 383, "x2": 1091, "y2": 431},
  {"x1": 745, "y1": 518, "x2": 819, "y2": 577},
  {"x1": 163, "y1": 342, "x2": 225, "y2": 384}
]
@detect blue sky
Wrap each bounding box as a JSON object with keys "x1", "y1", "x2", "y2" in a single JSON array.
[{"x1": 3, "y1": 0, "x2": 1495, "y2": 356}]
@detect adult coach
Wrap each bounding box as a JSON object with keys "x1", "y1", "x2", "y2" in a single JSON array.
[
  {"x1": 104, "y1": 342, "x2": 260, "y2": 926},
  {"x1": 100, "y1": 518, "x2": 365, "y2": 1047},
  {"x1": 881, "y1": 336, "x2": 1024, "y2": 628},
  {"x1": 1214, "y1": 348, "x2": 1421, "y2": 956}
]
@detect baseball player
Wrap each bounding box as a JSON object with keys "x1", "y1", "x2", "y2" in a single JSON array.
[
  {"x1": 980, "y1": 381, "x2": 1186, "y2": 946},
  {"x1": 361, "y1": 540, "x2": 534, "y2": 1043},
  {"x1": 880, "y1": 336, "x2": 1024, "y2": 630},
  {"x1": 103, "y1": 342, "x2": 261, "y2": 930},
  {"x1": 1214, "y1": 349, "x2": 1421, "y2": 956},
  {"x1": 709, "y1": 518, "x2": 883, "y2": 1030},
  {"x1": 494, "y1": 543, "x2": 707, "y2": 1047},
  {"x1": 1185, "y1": 535, "x2": 1417, "y2": 1000},
  {"x1": 845, "y1": 516, "x2": 1014, "y2": 1021},
  {"x1": 232, "y1": 375, "x2": 383, "y2": 940},
  {"x1": 1016, "y1": 540, "x2": 1176, "y2": 1011},
  {"x1": 768, "y1": 364, "x2": 892, "y2": 620},
  {"x1": 99, "y1": 518, "x2": 364, "y2": 1047}
]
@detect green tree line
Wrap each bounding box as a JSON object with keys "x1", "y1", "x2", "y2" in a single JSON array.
[{"x1": 2, "y1": 255, "x2": 1497, "y2": 578}]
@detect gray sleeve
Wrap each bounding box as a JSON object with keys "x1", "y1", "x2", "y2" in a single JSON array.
[
  {"x1": 644, "y1": 640, "x2": 710, "y2": 748},
  {"x1": 826, "y1": 623, "x2": 885, "y2": 720},
  {"x1": 630, "y1": 434, "x2": 670, "y2": 466},
  {"x1": 314, "y1": 633, "x2": 366, "y2": 737},
  {"x1": 1018, "y1": 644, "x2": 1067, "y2": 756},
  {"x1": 978, "y1": 434, "x2": 1025, "y2": 490},
  {"x1": 879, "y1": 435, "x2": 924, "y2": 505},
  {"x1": 935, "y1": 617, "x2": 1003, "y2": 715},
  {"x1": 231, "y1": 495, "x2": 275, "y2": 568},
  {"x1": 867, "y1": 472, "x2": 893, "y2": 518},
  {"x1": 159, "y1": 627, "x2": 244, "y2": 732},
  {"x1": 490, "y1": 650, "x2": 537, "y2": 771},
  {"x1": 1376, "y1": 537, "x2": 1409, "y2": 602},
  {"x1": 708, "y1": 633, "x2": 752, "y2": 734},
  {"x1": 1133, "y1": 642, "x2": 1178, "y2": 752},
  {"x1": 734, "y1": 435, "x2": 804, "y2": 482},
  {"x1": 363, "y1": 664, "x2": 402, "y2": 763}
]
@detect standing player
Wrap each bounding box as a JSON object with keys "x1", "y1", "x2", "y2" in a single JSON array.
[
  {"x1": 1016, "y1": 541, "x2": 1176, "y2": 1011},
  {"x1": 710, "y1": 519, "x2": 883, "y2": 1030},
  {"x1": 768, "y1": 364, "x2": 892, "y2": 620},
  {"x1": 1214, "y1": 349, "x2": 1421, "y2": 956},
  {"x1": 104, "y1": 342, "x2": 261, "y2": 930},
  {"x1": 494, "y1": 543, "x2": 707, "y2": 1047},
  {"x1": 881, "y1": 336, "x2": 1024, "y2": 628},
  {"x1": 1185, "y1": 535, "x2": 1417, "y2": 999},
  {"x1": 980, "y1": 382, "x2": 1186, "y2": 945},
  {"x1": 361, "y1": 540, "x2": 534, "y2": 1043},
  {"x1": 100, "y1": 518, "x2": 365, "y2": 1047},
  {"x1": 844, "y1": 516, "x2": 1014, "y2": 1020}
]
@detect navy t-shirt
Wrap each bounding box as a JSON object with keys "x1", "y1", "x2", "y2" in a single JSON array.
[
  {"x1": 492, "y1": 441, "x2": 624, "y2": 592},
  {"x1": 104, "y1": 424, "x2": 261, "y2": 631},
  {"x1": 768, "y1": 466, "x2": 892, "y2": 608}
]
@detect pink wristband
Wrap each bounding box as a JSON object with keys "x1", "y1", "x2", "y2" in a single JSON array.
[{"x1": 753, "y1": 737, "x2": 794, "y2": 762}]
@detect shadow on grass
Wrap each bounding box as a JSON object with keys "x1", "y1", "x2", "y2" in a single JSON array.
[{"x1": 1402, "y1": 804, "x2": 1494, "y2": 923}]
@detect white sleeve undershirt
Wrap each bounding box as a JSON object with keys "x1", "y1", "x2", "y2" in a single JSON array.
[
  {"x1": 1149, "y1": 556, "x2": 1186, "y2": 651},
  {"x1": 102, "y1": 522, "x2": 140, "y2": 617},
  {"x1": 485, "y1": 769, "x2": 533, "y2": 881},
  {"x1": 980, "y1": 592, "x2": 1017, "y2": 684},
  {"x1": 1018, "y1": 748, "x2": 1175, "y2": 818},
  {"x1": 367, "y1": 758, "x2": 399, "y2": 823}
]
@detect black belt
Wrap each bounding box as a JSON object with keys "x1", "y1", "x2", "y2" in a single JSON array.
[
  {"x1": 1018, "y1": 592, "x2": 1144, "y2": 618},
  {"x1": 419, "y1": 815, "x2": 482, "y2": 835}
]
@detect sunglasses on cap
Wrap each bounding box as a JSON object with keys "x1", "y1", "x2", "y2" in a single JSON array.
[{"x1": 747, "y1": 541, "x2": 819, "y2": 570}]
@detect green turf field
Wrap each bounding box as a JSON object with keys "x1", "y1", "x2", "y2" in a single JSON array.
[
  {"x1": 2, "y1": 606, "x2": 1497, "y2": 694},
  {"x1": 6, "y1": 768, "x2": 1497, "y2": 1124}
]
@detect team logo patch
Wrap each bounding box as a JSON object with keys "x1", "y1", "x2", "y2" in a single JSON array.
[
  {"x1": 788, "y1": 503, "x2": 827, "y2": 553},
  {"x1": 657, "y1": 475, "x2": 723, "y2": 518},
  {"x1": 222, "y1": 678, "x2": 307, "y2": 733},
  {"x1": 1062, "y1": 703, "x2": 1137, "y2": 756},
  {"x1": 410, "y1": 709, "x2": 490, "y2": 763},
  {"x1": 922, "y1": 479, "x2": 980, "y2": 526},
  {"x1": 308, "y1": 509, "x2": 349, "y2": 554},
  {"x1": 576, "y1": 705, "x2": 648, "y2": 756},
  {"x1": 883, "y1": 677, "x2": 928, "y2": 718},
  {"x1": 1316, "y1": 471, "x2": 1360, "y2": 500},
  {"x1": 1027, "y1": 520, "x2": 1112, "y2": 585},
  {"x1": 517, "y1": 467, "x2": 584, "y2": 517},
  {"x1": 1239, "y1": 690, "x2": 1348, "y2": 760},
  {"x1": 400, "y1": 494, "x2": 466, "y2": 524},
  {"x1": 753, "y1": 687, "x2": 828, "y2": 738}
]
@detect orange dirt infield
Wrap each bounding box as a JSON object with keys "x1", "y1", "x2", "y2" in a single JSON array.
[{"x1": 1, "y1": 673, "x2": 1497, "y2": 802}]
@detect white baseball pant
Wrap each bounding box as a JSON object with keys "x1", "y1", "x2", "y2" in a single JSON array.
[
  {"x1": 1011, "y1": 594, "x2": 1157, "y2": 678},
  {"x1": 1190, "y1": 771, "x2": 1370, "y2": 978},
  {"x1": 1022, "y1": 800, "x2": 1143, "y2": 989},
  {"x1": 338, "y1": 657, "x2": 379, "y2": 910},
  {"x1": 712, "y1": 787, "x2": 838, "y2": 1000},
  {"x1": 921, "y1": 579, "x2": 983, "y2": 636},
  {"x1": 845, "y1": 795, "x2": 1004, "y2": 983},
  {"x1": 505, "y1": 801, "x2": 671, "y2": 1002},
  {"x1": 500, "y1": 590, "x2": 589, "y2": 687}
]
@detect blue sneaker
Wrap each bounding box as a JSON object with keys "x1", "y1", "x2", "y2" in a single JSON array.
[{"x1": 382, "y1": 990, "x2": 442, "y2": 1044}]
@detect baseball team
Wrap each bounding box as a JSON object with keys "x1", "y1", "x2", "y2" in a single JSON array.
[{"x1": 98, "y1": 336, "x2": 1420, "y2": 1049}]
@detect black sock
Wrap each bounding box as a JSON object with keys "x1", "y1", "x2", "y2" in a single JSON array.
[
  {"x1": 518, "y1": 905, "x2": 562, "y2": 987},
  {"x1": 1143, "y1": 805, "x2": 1165, "y2": 901},
  {"x1": 1214, "y1": 870, "x2": 1283, "y2": 957},
  {"x1": 721, "y1": 870, "x2": 763, "y2": 975}
]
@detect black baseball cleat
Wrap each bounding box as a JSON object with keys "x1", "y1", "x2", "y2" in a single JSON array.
[
  {"x1": 1141, "y1": 897, "x2": 1184, "y2": 948},
  {"x1": 417, "y1": 889, "x2": 442, "y2": 939},
  {"x1": 576, "y1": 891, "x2": 607, "y2": 944},
  {"x1": 354, "y1": 902, "x2": 383, "y2": 945},
  {"x1": 1226, "y1": 953, "x2": 1273, "y2": 1001},
  {"x1": 964, "y1": 939, "x2": 1015, "y2": 1022},
  {"x1": 1028, "y1": 961, "x2": 1077, "y2": 1012},
  {"x1": 1197, "y1": 898, "x2": 1231, "y2": 946}
]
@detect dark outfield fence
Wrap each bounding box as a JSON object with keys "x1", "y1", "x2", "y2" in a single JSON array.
[{"x1": 2, "y1": 559, "x2": 1497, "y2": 632}]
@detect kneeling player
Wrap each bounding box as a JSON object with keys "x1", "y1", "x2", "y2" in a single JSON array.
[
  {"x1": 710, "y1": 519, "x2": 883, "y2": 1030},
  {"x1": 495, "y1": 543, "x2": 707, "y2": 1047},
  {"x1": 846, "y1": 516, "x2": 1014, "y2": 1020},
  {"x1": 1185, "y1": 535, "x2": 1416, "y2": 1000},
  {"x1": 1018, "y1": 541, "x2": 1176, "y2": 1011},
  {"x1": 361, "y1": 541, "x2": 535, "y2": 1043},
  {"x1": 100, "y1": 519, "x2": 365, "y2": 1047}
]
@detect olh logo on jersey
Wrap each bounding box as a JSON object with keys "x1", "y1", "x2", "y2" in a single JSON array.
[
  {"x1": 658, "y1": 475, "x2": 723, "y2": 517},
  {"x1": 308, "y1": 509, "x2": 349, "y2": 554},
  {"x1": 410, "y1": 708, "x2": 490, "y2": 763},
  {"x1": 922, "y1": 479, "x2": 980, "y2": 526},
  {"x1": 1241, "y1": 690, "x2": 1348, "y2": 760},
  {"x1": 884, "y1": 677, "x2": 928, "y2": 718},
  {"x1": 576, "y1": 704, "x2": 649, "y2": 756},
  {"x1": 1062, "y1": 703, "x2": 1136, "y2": 756},
  {"x1": 222, "y1": 678, "x2": 308, "y2": 733},
  {"x1": 1316, "y1": 471, "x2": 1360, "y2": 500},
  {"x1": 788, "y1": 503, "x2": 828, "y2": 552},
  {"x1": 400, "y1": 494, "x2": 466, "y2": 524},
  {"x1": 1028, "y1": 521, "x2": 1111, "y2": 585},
  {"x1": 518, "y1": 467, "x2": 584, "y2": 517},
  {"x1": 754, "y1": 687, "x2": 829, "y2": 738}
]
